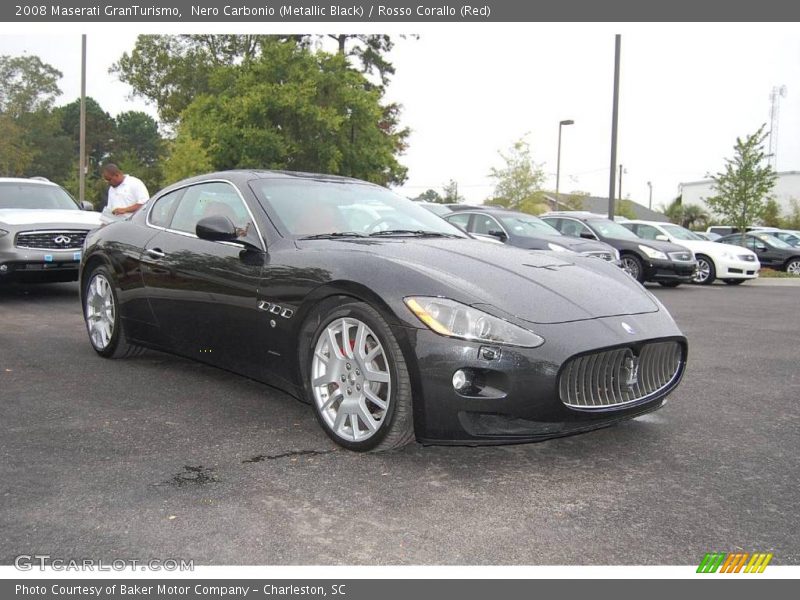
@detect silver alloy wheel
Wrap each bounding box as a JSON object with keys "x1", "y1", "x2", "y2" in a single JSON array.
[
  {"x1": 85, "y1": 273, "x2": 115, "y2": 350},
  {"x1": 621, "y1": 256, "x2": 640, "y2": 280},
  {"x1": 694, "y1": 258, "x2": 712, "y2": 283},
  {"x1": 787, "y1": 260, "x2": 800, "y2": 275},
  {"x1": 311, "y1": 317, "x2": 391, "y2": 443}
]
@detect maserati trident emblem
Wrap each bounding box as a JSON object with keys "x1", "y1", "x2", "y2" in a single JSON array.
[
  {"x1": 53, "y1": 235, "x2": 72, "y2": 245},
  {"x1": 620, "y1": 351, "x2": 640, "y2": 388},
  {"x1": 621, "y1": 322, "x2": 636, "y2": 335}
]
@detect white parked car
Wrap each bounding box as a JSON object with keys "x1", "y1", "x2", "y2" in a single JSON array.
[
  {"x1": 622, "y1": 220, "x2": 760, "y2": 285},
  {"x1": 0, "y1": 177, "x2": 101, "y2": 283}
]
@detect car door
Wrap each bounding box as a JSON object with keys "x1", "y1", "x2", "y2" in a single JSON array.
[
  {"x1": 745, "y1": 235, "x2": 777, "y2": 267},
  {"x1": 471, "y1": 214, "x2": 507, "y2": 241},
  {"x1": 140, "y1": 180, "x2": 269, "y2": 375}
]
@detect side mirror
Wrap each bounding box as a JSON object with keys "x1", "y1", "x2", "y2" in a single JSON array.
[
  {"x1": 80, "y1": 201, "x2": 95, "y2": 211},
  {"x1": 580, "y1": 231, "x2": 596, "y2": 240},
  {"x1": 655, "y1": 234, "x2": 669, "y2": 241},
  {"x1": 196, "y1": 215, "x2": 238, "y2": 242},
  {"x1": 487, "y1": 229, "x2": 507, "y2": 241}
]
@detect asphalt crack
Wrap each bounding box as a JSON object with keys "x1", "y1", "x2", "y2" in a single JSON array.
[{"x1": 242, "y1": 449, "x2": 337, "y2": 463}]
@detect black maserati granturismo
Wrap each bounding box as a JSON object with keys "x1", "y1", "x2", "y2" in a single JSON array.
[{"x1": 80, "y1": 170, "x2": 687, "y2": 451}]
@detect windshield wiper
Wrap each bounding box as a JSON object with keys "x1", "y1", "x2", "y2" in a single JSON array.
[
  {"x1": 368, "y1": 229, "x2": 461, "y2": 238},
  {"x1": 300, "y1": 231, "x2": 367, "y2": 240}
]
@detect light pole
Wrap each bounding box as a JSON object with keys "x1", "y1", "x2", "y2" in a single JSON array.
[
  {"x1": 617, "y1": 164, "x2": 627, "y2": 201},
  {"x1": 555, "y1": 119, "x2": 574, "y2": 210},
  {"x1": 647, "y1": 181, "x2": 653, "y2": 210}
]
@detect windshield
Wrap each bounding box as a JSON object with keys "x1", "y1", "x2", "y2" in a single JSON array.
[
  {"x1": 499, "y1": 214, "x2": 562, "y2": 236},
  {"x1": 588, "y1": 219, "x2": 640, "y2": 240},
  {"x1": 662, "y1": 224, "x2": 704, "y2": 241},
  {"x1": 250, "y1": 178, "x2": 467, "y2": 238},
  {"x1": 0, "y1": 182, "x2": 79, "y2": 210},
  {"x1": 420, "y1": 203, "x2": 452, "y2": 216},
  {"x1": 756, "y1": 233, "x2": 791, "y2": 249}
]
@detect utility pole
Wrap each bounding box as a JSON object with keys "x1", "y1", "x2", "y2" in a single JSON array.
[
  {"x1": 79, "y1": 34, "x2": 87, "y2": 203},
  {"x1": 607, "y1": 34, "x2": 621, "y2": 219},
  {"x1": 647, "y1": 181, "x2": 653, "y2": 210},
  {"x1": 618, "y1": 164, "x2": 624, "y2": 201}
]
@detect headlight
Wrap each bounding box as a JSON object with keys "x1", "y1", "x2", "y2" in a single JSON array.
[
  {"x1": 547, "y1": 242, "x2": 574, "y2": 253},
  {"x1": 404, "y1": 297, "x2": 544, "y2": 348},
  {"x1": 0, "y1": 229, "x2": 9, "y2": 238},
  {"x1": 638, "y1": 245, "x2": 668, "y2": 260}
]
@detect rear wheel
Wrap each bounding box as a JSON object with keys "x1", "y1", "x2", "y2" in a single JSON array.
[
  {"x1": 620, "y1": 254, "x2": 645, "y2": 282},
  {"x1": 785, "y1": 258, "x2": 800, "y2": 275},
  {"x1": 693, "y1": 255, "x2": 716, "y2": 285},
  {"x1": 304, "y1": 301, "x2": 414, "y2": 452},
  {"x1": 83, "y1": 265, "x2": 142, "y2": 358}
]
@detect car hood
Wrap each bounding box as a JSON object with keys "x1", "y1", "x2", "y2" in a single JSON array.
[
  {"x1": 0, "y1": 209, "x2": 102, "y2": 227},
  {"x1": 528, "y1": 234, "x2": 613, "y2": 253},
  {"x1": 302, "y1": 238, "x2": 659, "y2": 324},
  {"x1": 672, "y1": 238, "x2": 755, "y2": 257}
]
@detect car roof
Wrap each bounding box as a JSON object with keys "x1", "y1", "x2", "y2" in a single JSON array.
[{"x1": 0, "y1": 177, "x2": 60, "y2": 187}]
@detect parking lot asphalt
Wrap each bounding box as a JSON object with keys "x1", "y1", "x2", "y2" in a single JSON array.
[{"x1": 1, "y1": 280, "x2": 798, "y2": 565}]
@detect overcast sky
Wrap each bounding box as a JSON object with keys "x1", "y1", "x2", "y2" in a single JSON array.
[{"x1": 1, "y1": 23, "x2": 798, "y2": 209}]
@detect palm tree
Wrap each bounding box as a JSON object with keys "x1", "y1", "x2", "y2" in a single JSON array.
[{"x1": 680, "y1": 204, "x2": 709, "y2": 230}]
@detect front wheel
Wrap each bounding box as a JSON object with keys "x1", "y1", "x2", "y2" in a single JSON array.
[
  {"x1": 693, "y1": 255, "x2": 716, "y2": 285},
  {"x1": 305, "y1": 301, "x2": 414, "y2": 452},
  {"x1": 620, "y1": 254, "x2": 645, "y2": 283},
  {"x1": 83, "y1": 265, "x2": 142, "y2": 358},
  {"x1": 785, "y1": 258, "x2": 800, "y2": 276}
]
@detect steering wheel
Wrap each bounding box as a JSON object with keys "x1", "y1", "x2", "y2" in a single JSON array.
[{"x1": 364, "y1": 216, "x2": 405, "y2": 233}]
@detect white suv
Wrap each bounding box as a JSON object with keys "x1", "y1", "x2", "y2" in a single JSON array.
[{"x1": 622, "y1": 220, "x2": 760, "y2": 285}]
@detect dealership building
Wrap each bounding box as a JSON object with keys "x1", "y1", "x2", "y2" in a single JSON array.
[{"x1": 680, "y1": 171, "x2": 800, "y2": 216}]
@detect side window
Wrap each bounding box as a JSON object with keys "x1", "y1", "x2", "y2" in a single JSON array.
[
  {"x1": 170, "y1": 182, "x2": 259, "y2": 246},
  {"x1": 472, "y1": 215, "x2": 502, "y2": 235},
  {"x1": 636, "y1": 224, "x2": 661, "y2": 240},
  {"x1": 446, "y1": 213, "x2": 471, "y2": 231},
  {"x1": 560, "y1": 219, "x2": 590, "y2": 238},
  {"x1": 148, "y1": 189, "x2": 182, "y2": 228},
  {"x1": 541, "y1": 218, "x2": 562, "y2": 232}
]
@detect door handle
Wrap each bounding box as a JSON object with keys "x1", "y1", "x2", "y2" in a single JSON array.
[{"x1": 145, "y1": 248, "x2": 166, "y2": 260}]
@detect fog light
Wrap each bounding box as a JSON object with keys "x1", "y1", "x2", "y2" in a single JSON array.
[
  {"x1": 0, "y1": 264, "x2": 8, "y2": 273},
  {"x1": 452, "y1": 369, "x2": 471, "y2": 391}
]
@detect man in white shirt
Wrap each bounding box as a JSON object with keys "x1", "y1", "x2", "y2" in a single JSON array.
[{"x1": 102, "y1": 163, "x2": 150, "y2": 215}]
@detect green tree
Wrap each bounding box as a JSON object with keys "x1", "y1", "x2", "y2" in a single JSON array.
[
  {"x1": 680, "y1": 204, "x2": 709, "y2": 230},
  {"x1": 177, "y1": 39, "x2": 407, "y2": 185},
  {"x1": 487, "y1": 136, "x2": 546, "y2": 211},
  {"x1": 442, "y1": 179, "x2": 464, "y2": 203},
  {"x1": 162, "y1": 131, "x2": 214, "y2": 185},
  {"x1": 0, "y1": 115, "x2": 34, "y2": 175},
  {"x1": 761, "y1": 198, "x2": 782, "y2": 227},
  {"x1": 113, "y1": 111, "x2": 163, "y2": 166},
  {"x1": 780, "y1": 199, "x2": 800, "y2": 230},
  {"x1": 414, "y1": 189, "x2": 443, "y2": 203},
  {"x1": 615, "y1": 200, "x2": 637, "y2": 220},
  {"x1": 706, "y1": 125, "x2": 778, "y2": 242},
  {"x1": 56, "y1": 97, "x2": 115, "y2": 169},
  {"x1": 0, "y1": 54, "x2": 62, "y2": 117}
]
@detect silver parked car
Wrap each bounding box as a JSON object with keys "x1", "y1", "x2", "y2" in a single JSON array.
[{"x1": 0, "y1": 177, "x2": 102, "y2": 283}]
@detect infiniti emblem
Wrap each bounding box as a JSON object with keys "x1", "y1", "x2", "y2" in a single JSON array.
[
  {"x1": 621, "y1": 322, "x2": 636, "y2": 335},
  {"x1": 53, "y1": 235, "x2": 72, "y2": 245}
]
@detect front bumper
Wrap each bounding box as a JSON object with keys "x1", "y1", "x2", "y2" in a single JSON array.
[
  {"x1": 0, "y1": 248, "x2": 83, "y2": 282},
  {"x1": 396, "y1": 310, "x2": 687, "y2": 444},
  {"x1": 643, "y1": 258, "x2": 697, "y2": 283},
  {"x1": 714, "y1": 256, "x2": 760, "y2": 280}
]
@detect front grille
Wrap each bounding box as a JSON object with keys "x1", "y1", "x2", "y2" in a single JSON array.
[
  {"x1": 583, "y1": 250, "x2": 615, "y2": 262},
  {"x1": 15, "y1": 230, "x2": 88, "y2": 250},
  {"x1": 668, "y1": 251, "x2": 694, "y2": 262},
  {"x1": 559, "y1": 341, "x2": 683, "y2": 409},
  {"x1": 739, "y1": 254, "x2": 756, "y2": 262}
]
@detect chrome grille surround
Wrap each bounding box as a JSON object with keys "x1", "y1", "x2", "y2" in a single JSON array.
[
  {"x1": 559, "y1": 340, "x2": 684, "y2": 410},
  {"x1": 15, "y1": 230, "x2": 88, "y2": 250}
]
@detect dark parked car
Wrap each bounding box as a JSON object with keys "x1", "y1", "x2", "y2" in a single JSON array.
[
  {"x1": 717, "y1": 232, "x2": 800, "y2": 276},
  {"x1": 415, "y1": 201, "x2": 453, "y2": 217},
  {"x1": 0, "y1": 177, "x2": 100, "y2": 283},
  {"x1": 444, "y1": 208, "x2": 619, "y2": 263},
  {"x1": 541, "y1": 212, "x2": 697, "y2": 286},
  {"x1": 80, "y1": 171, "x2": 687, "y2": 451}
]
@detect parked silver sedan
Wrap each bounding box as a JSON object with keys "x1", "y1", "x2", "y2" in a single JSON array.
[{"x1": 0, "y1": 178, "x2": 101, "y2": 283}]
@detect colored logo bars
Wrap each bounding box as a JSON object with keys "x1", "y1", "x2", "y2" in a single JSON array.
[{"x1": 697, "y1": 552, "x2": 773, "y2": 573}]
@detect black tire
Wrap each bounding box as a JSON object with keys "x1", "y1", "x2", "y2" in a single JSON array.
[
  {"x1": 693, "y1": 254, "x2": 716, "y2": 285},
  {"x1": 301, "y1": 301, "x2": 415, "y2": 452},
  {"x1": 658, "y1": 281, "x2": 681, "y2": 288},
  {"x1": 620, "y1": 254, "x2": 645, "y2": 283},
  {"x1": 82, "y1": 265, "x2": 143, "y2": 359},
  {"x1": 722, "y1": 279, "x2": 746, "y2": 285},
  {"x1": 784, "y1": 258, "x2": 800, "y2": 276}
]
